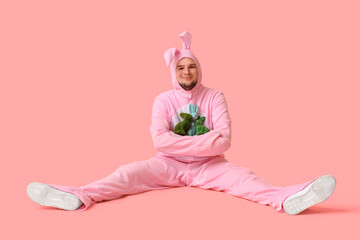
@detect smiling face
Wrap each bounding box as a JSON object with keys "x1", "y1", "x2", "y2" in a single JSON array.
[{"x1": 176, "y1": 57, "x2": 198, "y2": 91}]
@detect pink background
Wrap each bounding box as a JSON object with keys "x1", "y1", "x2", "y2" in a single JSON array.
[{"x1": 1, "y1": 0, "x2": 359, "y2": 239}]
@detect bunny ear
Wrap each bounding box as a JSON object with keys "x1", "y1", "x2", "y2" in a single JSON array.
[
  {"x1": 179, "y1": 31, "x2": 192, "y2": 50},
  {"x1": 164, "y1": 48, "x2": 179, "y2": 67},
  {"x1": 189, "y1": 104, "x2": 194, "y2": 112},
  {"x1": 194, "y1": 104, "x2": 198, "y2": 114}
]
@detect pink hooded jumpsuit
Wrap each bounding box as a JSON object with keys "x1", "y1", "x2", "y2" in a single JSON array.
[{"x1": 49, "y1": 32, "x2": 315, "y2": 212}]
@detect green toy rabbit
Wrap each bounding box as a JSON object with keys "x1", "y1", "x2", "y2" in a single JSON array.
[
  {"x1": 174, "y1": 113, "x2": 193, "y2": 136},
  {"x1": 187, "y1": 104, "x2": 198, "y2": 136},
  {"x1": 195, "y1": 116, "x2": 210, "y2": 135}
]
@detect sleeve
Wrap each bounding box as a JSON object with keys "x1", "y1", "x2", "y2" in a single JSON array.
[{"x1": 149, "y1": 92, "x2": 231, "y2": 157}]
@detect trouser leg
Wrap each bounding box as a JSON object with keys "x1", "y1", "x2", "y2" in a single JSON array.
[
  {"x1": 188, "y1": 158, "x2": 314, "y2": 212},
  {"x1": 49, "y1": 157, "x2": 186, "y2": 211}
]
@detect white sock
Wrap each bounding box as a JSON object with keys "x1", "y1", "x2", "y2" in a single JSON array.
[
  {"x1": 283, "y1": 175, "x2": 336, "y2": 215},
  {"x1": 27, "y1": 182, "x2": 83, "y2": 211}
]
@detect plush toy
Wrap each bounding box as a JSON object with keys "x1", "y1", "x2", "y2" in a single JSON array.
[
  {"x1": 195, "y1": 116, "x2": 210, "y2": 135},
  {"x1": 187, "y1": 104, "x2": 199, "y2": 136},
  {"x1": 174, "y1": 113, "x2": 193, "y2": 136},
  {"x1": 187, "y1": 116, "x2": 199, "y2": 136}
]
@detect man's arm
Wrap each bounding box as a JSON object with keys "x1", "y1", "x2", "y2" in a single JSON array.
[{"x1": 149, "y1": 91, "x2": 231, "y2": 156}]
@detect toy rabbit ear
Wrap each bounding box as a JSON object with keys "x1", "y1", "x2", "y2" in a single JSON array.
[
  {"x1": 194, "y1": 104, "x2": 198, "y2": 114},
  {"x1": 179, "y1": 31, "x2": 192, "y2": 50},
  {"x1": 164, "y1": 48, "x2": 179, "y2": 67},
  {"x1": 189, "y1": 104, "x2": 194, "y2": 112}
]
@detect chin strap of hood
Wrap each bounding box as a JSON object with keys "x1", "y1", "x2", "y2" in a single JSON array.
[{"x1": 164, "y1": 31, "x2": 203, "y2": 99}]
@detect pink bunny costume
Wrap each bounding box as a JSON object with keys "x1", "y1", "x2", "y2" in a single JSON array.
[{"x1": 48, "y1": 32, "x2": 316, "y2": 212}]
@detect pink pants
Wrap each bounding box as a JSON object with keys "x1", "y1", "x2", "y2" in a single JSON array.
[{"x1": 49, "y1": 157, "x2": 315, "y2": 212}]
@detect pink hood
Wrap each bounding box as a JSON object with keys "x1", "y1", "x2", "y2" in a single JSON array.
[{"x1": 163, "y1": 31, "x2": 204, "y2": 98}]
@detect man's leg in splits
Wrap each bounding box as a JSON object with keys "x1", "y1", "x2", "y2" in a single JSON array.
[
  {"x1": 27, "y1": 157, "x2": 187, "y2": 211},
  {"x1": 188, "y1": 157, "x2": 335, "y2": 215}
]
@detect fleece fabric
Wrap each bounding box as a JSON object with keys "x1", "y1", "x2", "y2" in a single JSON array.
[{"x1": 48, "y1": 32, "x2": 316, "y2": 212}]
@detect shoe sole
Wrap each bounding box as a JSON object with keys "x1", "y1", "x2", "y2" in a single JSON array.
[
  {"x1": 283, "y1": 175, "x2": 336, "y2": 215},
  {"x1": 27, "y1": 182, "x2": 82, "y2": 210}
]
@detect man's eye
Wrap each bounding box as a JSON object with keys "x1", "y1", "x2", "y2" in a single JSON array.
[{"x1": 178, "y1": 68, "x2": 184, "y2": 70}]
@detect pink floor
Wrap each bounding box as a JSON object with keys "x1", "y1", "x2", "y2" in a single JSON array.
[{"x1": 5, "y1": 162, "x2": 359, "y2": 240}]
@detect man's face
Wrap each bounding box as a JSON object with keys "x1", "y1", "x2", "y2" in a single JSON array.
[{"x1": 176, "y1": 57, "x2": 198, "y2": 91}]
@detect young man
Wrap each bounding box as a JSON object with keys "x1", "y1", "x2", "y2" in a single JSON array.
[{"x1": 27, "y1": 31, "x2": 336, "y2": 215}]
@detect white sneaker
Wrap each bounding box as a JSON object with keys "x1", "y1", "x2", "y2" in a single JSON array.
[
  {"x1": 283, "y1": 175, "x2": 336, "y2": 215},
  {"x1": 27, "y1": 182, "x2": 83, "y2": 210}
]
